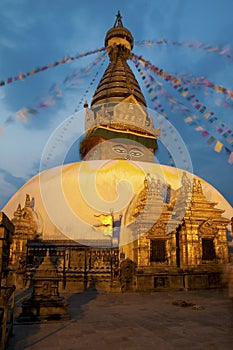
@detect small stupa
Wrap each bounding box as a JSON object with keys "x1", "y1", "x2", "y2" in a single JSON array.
[{"x1": 18, "y1": 250, "x2": 69, "y2": 322}]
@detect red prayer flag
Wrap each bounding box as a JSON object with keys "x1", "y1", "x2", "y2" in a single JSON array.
[{"x1": 202, "y1": 131, "x2": 209, "y2": 137}]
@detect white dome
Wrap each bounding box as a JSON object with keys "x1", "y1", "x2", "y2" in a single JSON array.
[{"x1": 3, "y1": 160, "x2": 233, "y2": 246}]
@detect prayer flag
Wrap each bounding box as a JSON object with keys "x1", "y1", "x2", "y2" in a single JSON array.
[
  {"x1": 27, "y1": 108, "x2": 37, "y2": 114},
  {"x1": 16, "y1": 108, "x2": 28, "y2": 123},
  {"x1": 184, "y1": 117, "x2": 192, "y2": 123},
  {"x1": 207, "y1": 46, "x2": 219, "y2": 52},
  {"x1": 202, "y1": 131, "x2": 209, "y2": 137},
  {"x1": 196, "y1": 103, "x2": 202, "y2": 109},
  {"x1": 214, "y1": 141, "x2": 223, "y2": 152},
  {"x1": 228, "y1": 152, "x2": 233, "y2": 164},
  {"x1": 207, "y1": 136, "x2": 215, "y2": 145},
  {"x1": 224, "y1": 147, "x2": 231, "y2": 155},
  {"x1": 227, "y1": 90, "x2": 233, "y2": 99},
  {"x1": 195, "y1": 126, "x2": 204, "y2": 131}
]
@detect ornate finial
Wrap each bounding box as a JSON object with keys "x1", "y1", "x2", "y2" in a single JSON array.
[
  {"x1": 192, "y1": 178, "x2": 198, "y2": 192},
  {"x1": 25, "y1": 194, "x2": 31, "y2": 207},
  {"x1": 191, "y1": 178, "x2": 206, "y2": 201},
  {"x1": 13, "y1": 203, "x2": 22, "y2": 220},
  {"x1": 104, "y1": 11, "x2": 134, "y2": 62},
  {"x1": 197, "y1": 180, "x2": 203, "y2": 195},
  {"x1": 114, "y1": 10, "x2": 123, "y2": 27},
  {"x1": 144, "y1": 174, "x2": 151, "y2": 189}
]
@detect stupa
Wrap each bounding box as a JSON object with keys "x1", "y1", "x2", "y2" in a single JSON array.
[
  {"x1": 18, "y1": 250, "x2": 69, "y2": 322},
  {"x1": 3, "y1": 12, "x2": 232, "y2": 292}
]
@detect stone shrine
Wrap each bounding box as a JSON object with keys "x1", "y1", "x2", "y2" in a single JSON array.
[{"x1": 19, "y1": 250, "x2": 69, "y2": 322}]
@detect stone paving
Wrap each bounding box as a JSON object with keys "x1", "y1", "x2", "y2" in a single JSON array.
[{"x1": 7, "y1": 288, "x2": 233, "y2": 350}]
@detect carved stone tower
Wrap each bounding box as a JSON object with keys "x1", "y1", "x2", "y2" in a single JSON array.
[
  {"x1": 80, "y1": 11, "x2": 159, "y2": 162},
  {"x1": 10, "y1": 194, "x2": 40, "y2": 270}
]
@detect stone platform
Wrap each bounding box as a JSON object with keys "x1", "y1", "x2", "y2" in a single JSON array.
[{"x1": 8, "y1": 288, "x2": 233, "y2": 349}]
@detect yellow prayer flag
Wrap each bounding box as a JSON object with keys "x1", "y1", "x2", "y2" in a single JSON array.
[
  {"x1": 214, "y1": 141, "x2": 223, "y2": 153},
  {"x1": 227, "y1": 138, "x2": 233, "y2": 144},
  {"x1": 184, "y1": 117, "x2": 192, "y2": 123},
  {"x1": 207, "y1": 46, "x2": 218, "y2": 52},
  {"x1": 182, "y1": 91, "x2": 189, "y2": 97},
  {"x1": 204, "y1": 113, "x2": 211, "y2": 119}
]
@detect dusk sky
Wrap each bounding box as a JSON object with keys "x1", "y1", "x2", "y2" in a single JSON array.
[{"x1": 0, "y1": 0, "x2": 233, "y2": 210}]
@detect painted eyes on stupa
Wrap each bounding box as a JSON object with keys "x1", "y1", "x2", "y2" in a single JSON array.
[
  {"x1": 112, "y1": 145, "x2": 143, "y2": 158},
  {"x1": 129, "y1": 148, "x2": 143, "y2": 157},
  {"x1": 112, "y1": 145, "x2": 127, "y2": 154}
]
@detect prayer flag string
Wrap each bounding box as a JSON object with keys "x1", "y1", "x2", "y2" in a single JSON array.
[
  {"x1": 1, "y1": 53, "x2": 106, "y2": 129},
  {"x1": 0, "y1": 47, "x2": 106, "y2": 87},
  {"x1": 132, "y1": 55, "x2": 233, "y2": 164},
  {"x1": 135, "y1": 39, "x2": 233, "y2": 61},
  {"x1": 131, "y1": 53, "x2": 233, "y2": 147}
]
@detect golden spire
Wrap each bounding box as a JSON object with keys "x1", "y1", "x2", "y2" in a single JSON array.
[
  {"x1": 80, "y1": 13, "x2": 159, "y2": 161},
  {"x1": 91, "y1": 11, "x2": 146, "y2": 107}
]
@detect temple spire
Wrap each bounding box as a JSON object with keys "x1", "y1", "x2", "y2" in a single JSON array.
[{"x1": 80, "y1": 13, "x2": 159, "y2": 161}]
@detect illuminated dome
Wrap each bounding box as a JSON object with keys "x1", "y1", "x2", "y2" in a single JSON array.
[{"x1": 3, "y1": 161, "x2": 232, "y2": 247}]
